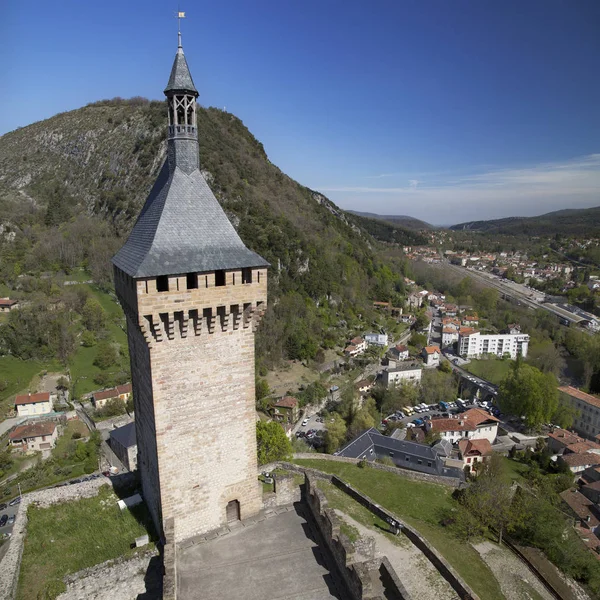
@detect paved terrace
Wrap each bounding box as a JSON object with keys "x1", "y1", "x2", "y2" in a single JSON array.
[{"x1": 177, "y1": 504, "x2": 345, "y2": 600}]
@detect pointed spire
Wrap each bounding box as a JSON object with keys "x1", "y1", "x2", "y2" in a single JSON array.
[{"x1": 164, "y1": 25, "x2": 198, "y2": 95}]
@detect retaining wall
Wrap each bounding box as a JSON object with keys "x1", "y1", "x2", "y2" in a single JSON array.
[
  {"x1": 292, "y1": 453, "x2": 464, "y2": 488},
  {"x1": 305, "y1": 474, "x2": 384, "y2": 600}
]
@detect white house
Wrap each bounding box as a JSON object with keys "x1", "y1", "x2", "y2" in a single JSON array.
[
  {"x1": 427, "y1": 408, "x2": 499, "y2": 444},
  {"x1": 389, "y1": 344, "x2": 409, "y2": 361},
  {"x1": 9, "y1": 421, "x2": 58, "y2": 456},
  {"x1": 383, "y1": 363, "x2": 423, "y2": 387},
  {"x1": 442, "y1": 327, "x2": 459, "y2": 347},
  {"x1": 365, "y1": 332, "x2": 387, "y2": 347},
  {"x1": 421, "y1": 346, "x2": 440, "y2": 367},
  {"x1": 458, "y1": 331, "x2": 529, "y2": 360},
  {"x1": 15, "y1": 392, "x2": 53, "y2": 417}
]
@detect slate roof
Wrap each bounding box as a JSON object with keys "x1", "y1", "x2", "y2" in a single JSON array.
[
  {"x1": 110, "y1": 422, "x2": 137, "y2": 449},
  {"x1": 164, "y1": 47, "x2": 198, "y2": 94},
  {"x1": 112, "y1": 42, "x2": 268, "y2": 278},
  {"x1": 336, "y1": 428, "x2": 463, "y2": 479},
  {"x1": 112, "y1": 161, "x2": 269, "y2": 278}
]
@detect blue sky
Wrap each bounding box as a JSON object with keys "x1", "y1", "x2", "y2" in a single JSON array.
[{"x1": 1, "y1": 0, "x2": 599, "y2": 225}]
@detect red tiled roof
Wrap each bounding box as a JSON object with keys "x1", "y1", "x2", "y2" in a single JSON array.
[
  {"x1": 560, "y1": 489, "x2": 600, "y2": 528},
  {"x1": 560, "y1": 453, "x2": 600, "y2": 468},
  {"x1": 565, "y1": 441, "x2": 600, "y2": 454},
  {"x1": 395, "y1": 344, "x2": 408, "y2": 352},
  {"x1": 430, "y1": 408, "x2": 499, "y2": 433},
  {"x1": 459, "y1": 327, "x2": 479, "y2": 336},
  {"x1": 350, "y1": 337, "x2": 364, "y2": 345},
  {"x1": 93, "y1": 388, "x2": 118, "y2": 401},
  {"x1": 273, "y1": 396, "x2": 298, "y2": 409},
  {"x1": 458, "y1": 438, "x2": 493, "y2": 457},
  {"x1": 548, "y1": 428, "x2": 584, "y2": 446},
  {"x1": 116, "y1": 383, "x2": 132, "y2": 395},
  {"x1": 559, "y1": 386, "x2": 600, "y2": 410},
  {"x1": 0, "y1": 298, "x2": 18, "y2": 307},
  {"x1": 344, "y1": 345, "x2": 357, "y2": 353},
  {"x1": 9, "y1": 421, "x2": 56, "y2": 440},
  {"x1": 15, "y1": 392, "x2": 50, "y2": 406},
  {"x1": 442, "y1": 327, "x2": 458, "y2": 334},
  {"x1": 423, "y1": 346, "x2": 440, "y2": 354}
]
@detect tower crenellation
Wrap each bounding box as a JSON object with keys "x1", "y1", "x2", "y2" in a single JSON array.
[{"x1": 112, "y1": 29, "x2": 268, "y2": 544}]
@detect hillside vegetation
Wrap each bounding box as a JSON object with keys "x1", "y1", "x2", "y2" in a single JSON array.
[
  {"x1": 450, "y1": 206, "x2": 600, "y2": 236},
  {"x1": 0, "y1": 98, "x2": 408, "y2": 375}
]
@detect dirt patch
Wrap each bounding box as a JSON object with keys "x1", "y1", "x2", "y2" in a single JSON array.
[
  {"x1": 265, "y1": 360, "x2": 321, "y2": 398},
  {"x1": 37, "y1": 372, "x2": 67, "y2": 394},
  {"x1": 473, "y1": 540, "x2": 553, "y2": 600},
  {"x1": 334, "y1": 510, "x2": 460, "y2": 600}
]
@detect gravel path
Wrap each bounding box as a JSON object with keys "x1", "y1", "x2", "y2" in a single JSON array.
[
  {"x1": 473, "y1": 540, "x2": 553, "y2": 600},
  {"x1": 334, "y1": 510, "x2": 459, "y2": 600}
]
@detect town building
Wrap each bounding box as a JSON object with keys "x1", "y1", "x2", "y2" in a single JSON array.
[
  {"x1": 112, "y1": 35, "x2": 268, "y2": 543},
  {"x1": 270, "y1": 396, "x2": 299, "y2": 424},
  {"x1": 560, "y1": 488, "x2": 600, "y2": 545},
  {"x1": 442, "y1": 327, "x2": 459, "y2": 347},
  {"x1": 14, "y1": 392, "x2": 53, "y2": 417},
  {"x1": 364, "y1": 332, "x2": 387, "y2": 347},
  {"x1": 421, "y1": 346, "x2": 440, "y2": 367},
  {"x1": 9, "y1": 421, "x2": 58, "y2": 456},
  {"x1": 388, "y1": 344, "x2": 409, "y2": 361},
  {"x1": 0, "y1": 298, "x2": 19, "y2": 312},
  {"x1": 427, "y1": 408, "x2": 499, "y2": 444},
  {"x1": 336, "y1": 428, "x2": 463, "y2": 480},
  {"x1": 382, "y1": 363, "x2": 423, "y2": 387},
  {"x1": 92, "y1": 383, "x2": 133, "y2": 409},
  {"x1": 458, "y1": 438, "x2": 493, "y2": 475},
  {"x1": 345, "y1": 336, "x2": 367, "y2": 357},
  {"x1": 356, "y1": 380, "x2": 374, "y2": 397},
  {"x1": 458, "y1": 330, "x2": 529, "y2": 359},
  {"x1": 558, "y1": 386, "x2": 600, "y2": 440},
  {"x1": 462, "y1": 315, "x2": 479, "y2": 327},
  {"x1": 109, "y1": 422, "x2": 138, "y2": 471}
]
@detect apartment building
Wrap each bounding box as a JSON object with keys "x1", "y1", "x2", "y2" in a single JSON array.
[
  {"x1": 559, "y1": 386, "x2": 600, "y2": 440},
  {"x1": 458, "y1": 330, "x2": 529, "y2": 359}
]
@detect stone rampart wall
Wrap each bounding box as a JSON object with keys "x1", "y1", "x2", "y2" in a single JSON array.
[
  {"x1": 305, "y1": 474, "x2": 382, "y2": 600},
  {"x1": 262, "y1": 473, "x2": 301, "y2": 509},
  {"x1": 0, "y1": 478, "x2": 109, "y2": 600},
  {"x1": 329, "y1": 476, "x2": 480, "y2": 600}
]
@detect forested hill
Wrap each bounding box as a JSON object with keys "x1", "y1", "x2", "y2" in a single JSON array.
[
  {"x1": 451, "y1": 206, "x2": 600, "y2": 236},
  {"x1": 0, "y1": 98, "x2": 407, "y2": 368},
  {"x1": 348, "y1": 210, "x2": 434, "y2": 231}
]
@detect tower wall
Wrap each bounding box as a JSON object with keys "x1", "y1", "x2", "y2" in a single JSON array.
[{"x1": 116, "y1": 267, "x2": 267, "y2": 543}]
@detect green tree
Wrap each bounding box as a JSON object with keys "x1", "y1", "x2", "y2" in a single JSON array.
[
  {"x1": 256, "y1": 421, "x2": 292, "y2": 465},
  {"x1": 94, "y1": 342, "x2": 117, "y2": 370},
  {"x1": 325, "y1": 413, "x2": 347, "y2": 453},
  {"x1": 498, "y1": 362, "x2": 559, "y2": 429},
  {"x1": 81, "y1": 297, "x2": 106, "y2": 332}
]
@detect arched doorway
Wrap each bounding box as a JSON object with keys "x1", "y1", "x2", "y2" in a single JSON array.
[{"x1": 226, "y1": 499, "x2": 240, "y2": 523}]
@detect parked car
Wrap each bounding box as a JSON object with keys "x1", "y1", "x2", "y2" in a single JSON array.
[
  {"x1": 7, "y1": 515, "x2": 15, "y2": 525},
  {"x1": 301, "y1": 418, "x2": 309, "y2": 427},
  {"x1": 412, "y1": 418, "x2": 424, "y2": 426},
  {"x1": 0, "y1": 515, "x2": 8, "y2": 527},
  {"x1": 0, "y1": 503, "x2": 6, "y2": 511},
  {"x1": 8, "y1": 497, "x2": 21, "y2": 506}
]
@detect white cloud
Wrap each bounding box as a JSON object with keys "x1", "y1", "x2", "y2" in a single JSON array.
[{"x1": 319, "y1": 154, "x2": 600, "y2": 224}]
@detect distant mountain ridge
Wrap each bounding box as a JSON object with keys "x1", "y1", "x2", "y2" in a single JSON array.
[
  {"x1": 450, "y1": 206, "x2": 600, "y2": 236},
  {"x1": 348, "y1": 211, "x2": 434, "y2": 231}
]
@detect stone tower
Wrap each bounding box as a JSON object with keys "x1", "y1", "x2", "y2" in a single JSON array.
[{"x1": 112, "y1": 33, "x2": 268, "y2": 544}]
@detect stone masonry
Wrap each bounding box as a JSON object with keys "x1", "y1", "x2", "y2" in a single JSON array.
[{"x1": 116, "y1": 267, "x2": 267, "y2": 544}]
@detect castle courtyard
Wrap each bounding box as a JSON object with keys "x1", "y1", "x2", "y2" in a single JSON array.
[{"x1": 177, "y1": 504, "x2": 345, "y2": 600}]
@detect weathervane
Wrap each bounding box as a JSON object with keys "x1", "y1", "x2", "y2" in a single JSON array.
[{"x1": 176, "y1": 8, "x2": 186, "y2": 48}]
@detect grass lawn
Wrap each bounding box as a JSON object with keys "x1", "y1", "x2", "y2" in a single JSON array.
[
  {"x1": 52, "y1": 420, "x2": 91, "y2": 460},
  {"x1": 293, "y1": 459, "x2": 506, "y2": 600},
  {"x1": 502, "y1": 457, "x2": 530, "y2": 484},
  {"x1": 17, "y1": 485, "x2": 154, "y2": 599},
  {"x1": 0, "y1": 356, "x2": 61, "y2": 416},
  {"x1": 464, "y1": 358, "x2": 513, "y2": 385}
]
